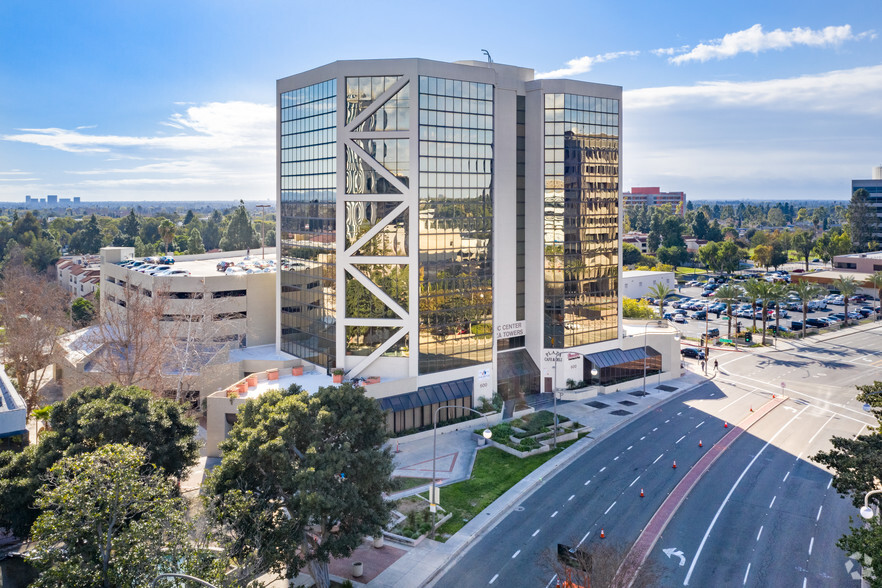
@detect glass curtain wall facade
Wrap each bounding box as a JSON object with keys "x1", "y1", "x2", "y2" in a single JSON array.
[
  {"x1": 280, "y1": 80, "x2": 338, "y2": 369},
  {"x1": 543, "y1": 93, "x2": 619, "y2": 348},
  {"x1": 418, "y1": 76, "x2": 494, "y2": 374}
]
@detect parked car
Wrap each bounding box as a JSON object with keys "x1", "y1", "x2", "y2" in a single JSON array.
[
  {"x1": 692, "y1": 310, "x2": 707, "y2": 320},
  {"x1": 158, "y1": 255, "x2": 175, "y2": 265},
  {"x1": 154, "y1": 269, "x2": 191, "y2": 277},
  {"x1": 768, "y1": 325, "x2": 790, "y2": 334},
  {"x1": 673, "y1": 315, "x2": 687, "y2": 324},
  {"x1": 144, "y1": 265, "x2": 171, "y2": 275},
  {"x1": 217, "y1": 260, "x2": 233, "y2": 272},
  {"x1": 681, "y1": 348, "x2": 706, "y2": 360},
  {"x1": 790, "y1": 321, "x2": 803, "y2": 331},
  {"x1": 663, "y1": 312, "x2": 674, "y2": 320},
  {"x1": 706, "y1": 327, "x2": 720, "y2": 337},
  {"x1": 805, "y1": 318, "x2": 829, "y2": 328}
]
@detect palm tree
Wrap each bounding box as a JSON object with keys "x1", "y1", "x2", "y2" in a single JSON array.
[
  {"x1": 833, "y1": 275, "x2": 858, "y2": 327},
  {"x1": 754, "y1": 280, "x2": 776, "y2": 345},
  {"x1": 743, "y1": 278, "x2": 765, "y2": 335},
  {"x1": 713, "y1": 283, "x2": 742, "y2": 340},
  {"x1": 767, "y1": 282, "x2": 790, "y2": 337},
  {"x1": 871, "y1": 271, "x2": 882, "y2": 321},
  {"x1": 647, "y1": 283, "x2": 675, "y2": 319},
  {"x1": 158, "y1": 218, "x2": 176, "y2": 254},
  {"x1": 790, "y1": 280, "x2": 826, "y2": 339}
]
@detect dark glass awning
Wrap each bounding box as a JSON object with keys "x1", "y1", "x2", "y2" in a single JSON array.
[
  {"x1": 496, "y1": 348, "x2": 540, "y2": 380},
  {"x1": 378, "y1": 377, "x2": 473, "y2": 412},
  {"x1": 583, "y1": 347, "x2": 659, "y2": 369}
]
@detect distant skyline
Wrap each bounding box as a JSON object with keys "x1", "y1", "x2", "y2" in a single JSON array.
[{"x1": 1, "y1": 1, "x2": 880, "y2": 202}]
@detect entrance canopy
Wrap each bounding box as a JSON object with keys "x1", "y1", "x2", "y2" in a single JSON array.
[
  {"x1": 378, "y1": 377, "x2": 473, "y2": 413},
  {"x1": 583, "y1": 347, "x2": 656, "y2": 368}
]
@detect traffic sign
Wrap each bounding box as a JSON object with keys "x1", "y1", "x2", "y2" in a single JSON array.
[{"x1": 719, "y1": 338, "x2": 732, "y2": 343}]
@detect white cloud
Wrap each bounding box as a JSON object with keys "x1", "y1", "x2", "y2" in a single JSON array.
[
  {"x1": 0, "y1": 101, "x2": 276, "y2": 200},
  {"x1": 536, "y1": 51, "x2": 639, "y2": 79},
  {"x1": 652, "y1": 46, "x2": 689, "y2": 57},
  {"x1": 624, "y1": 64, "x2": 882, "y2": 115},
  {"x1": 671, "y1": 24, "x2": 872, "y2": 64}
]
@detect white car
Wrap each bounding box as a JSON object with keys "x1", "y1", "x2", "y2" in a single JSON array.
[{"x1": 154, "y1": 269, "x2": 191, "y2": 277}]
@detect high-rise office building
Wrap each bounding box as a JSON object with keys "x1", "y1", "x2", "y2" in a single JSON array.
[
  {"x1": 277, "y1": 59, "x2": 655, "y2": 430},
  {"x1": 853, "y1": 166, "x2": 882, "y2": 240}
]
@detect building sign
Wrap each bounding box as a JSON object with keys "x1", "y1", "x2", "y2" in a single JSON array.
[
  {"x1": 475, "y1": 369, "x2": 493, "y2": 397},
  {"x1": 496, "y1": 321, "x2": 526, "y2": 339}
]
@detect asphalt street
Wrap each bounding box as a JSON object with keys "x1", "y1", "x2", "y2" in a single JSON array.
[{"x1": 431, "y1": 327, "x2": 881, "y2": 588}]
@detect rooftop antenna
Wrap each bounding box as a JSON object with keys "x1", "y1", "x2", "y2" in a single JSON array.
[{"x1": 481, "y1": 49, "x2": 493, "y2": 63}]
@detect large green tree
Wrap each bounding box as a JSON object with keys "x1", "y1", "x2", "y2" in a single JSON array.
[
  {"x1": 220, "y1": 202, "x2": 258, "y2": 251},
  {"x1": 713, "y1": 284, "x2": 742, "y2": 339},
  {"x1": 847, "y1": 188, "x2": 874, "y2": 253},
  {"x1": 0, "y1": 384, "x2": 199, "y2": 538},
  {"x1": 204, "y1": 382, "x2": 395, "y2": 588},
  {"x1": 791, "y1": 230, "x2": 817, "y2": 271},
  {"x1": 647, "y1": 282, "x2": 675, "y2": 318},
  {"x1": 27, "y1": 444, "x2": 215, "y2": 588},
  {"x1": 158, "y1": 218, "x2": 176, "y2": 254}
]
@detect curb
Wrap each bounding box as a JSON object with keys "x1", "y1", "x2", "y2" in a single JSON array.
[{"x1": 420, "y1": 374, "x2": 710, "y2": 587}]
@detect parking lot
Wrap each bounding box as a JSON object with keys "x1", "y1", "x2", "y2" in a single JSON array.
[{"x1": 659, "y1": 280, "x2": 879, "y2": 343}]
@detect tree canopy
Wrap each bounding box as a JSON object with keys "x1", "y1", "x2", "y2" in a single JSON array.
[
  {"x1": 204, "y1": 382, "x2": 395, "y2": 588},
  {"x1": 220, "y1": 202, "x2": 258, "y2": 251},
  {"x1": 0, "y1": 384, "x2": 199, "y2": 538}
]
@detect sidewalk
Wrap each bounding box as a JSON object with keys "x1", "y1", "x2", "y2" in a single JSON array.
[{"x1": 363, "y1": 369, "x2": 708, "y2": 588}]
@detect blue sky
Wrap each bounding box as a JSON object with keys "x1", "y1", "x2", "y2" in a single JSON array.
[{"x1": 1, "y1": 0, "x2": 879, "y2": 202}]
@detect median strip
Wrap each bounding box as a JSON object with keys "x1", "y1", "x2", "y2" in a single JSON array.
[{"x1": 614, "y1": 395, "x2": 787, "y2": 587}]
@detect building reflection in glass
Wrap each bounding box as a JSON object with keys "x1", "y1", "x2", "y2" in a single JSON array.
[
  {"x1": 543, "y1": 93, "x2": 619, "y2": 348},
  {"x1": 418, "y1": 76, "x2": 494, "y2": 374},
  {"x1": 280, "y1": 79, "x2": 338, "y2": 369}
]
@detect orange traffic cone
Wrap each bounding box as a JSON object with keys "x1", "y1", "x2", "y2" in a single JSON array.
[
  {"x1": 724, "y1": 422, "x2": 728, "y2": 428},
  {"x1": 640, "y1": 488, "x2": 645, "y2": 497},
  {"x1": 699, "y1": 439, "x2": 703, "y2": 447},
  {"x1": 750, "y1": 406, "x2": 753, "y2": 412},
  {"x1": 772, "y1": 394, "x2": 776, "y2": 398},
  {"x1": 600, "y1": 529, "x2": 605, "y2": 539},
  {"x1": 672, "y1": 461, "x2": 677, "y2": 469}
]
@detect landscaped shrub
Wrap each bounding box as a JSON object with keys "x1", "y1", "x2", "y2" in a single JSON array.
[{"x1": 519, "y1": 437, "x2": 541, "y2": 451}]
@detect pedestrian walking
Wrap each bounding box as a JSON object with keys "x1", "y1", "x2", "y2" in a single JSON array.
[
  {"x1": 713, "y1": 359, "x2": 719, "y2": 372},
  {"x1": 700, "y1": 360, "x2": 706, "y2": 373}
]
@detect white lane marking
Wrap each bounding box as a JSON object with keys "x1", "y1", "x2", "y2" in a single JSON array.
[
  {"x1": 665, "y1": 419, "x2": 671, "y2": 423},
  {"x1": 629, "y1": 476, "x2": 641, "y2": 488},
  {"x1": 653, "y1": 427, "x2": 658, "y2": 432},
  {"x1": 769, "y1": 496, "x2": 776, "y2": 509},
  {"x1": 605, "y1": 501, "x2": 617, "y2": 514},
  {"x1": 576, "y1": 530, "x2": 591, "y2": 548},
  {"x1": 720, "y1": 391, "x2": 753, "y2": 412},
  {"x1": 802, "y1": 578, "x2": 807, "y2": 588},
  {"x1": 585, "y1": 480, "x2": 591, "y2": 486},
  {"x1": 827, "y1": 478, "x2": 833, "y2": 490},
  {"x1": 783, "y1": 471, "x2": 790, "y2": 483},
  {"x1": 676, "y1": 435, "x2": 686, "y2": 444},
  {"x1": 512, "y1": 550, "x2": 521, "y2": 559},
  {"x1": 807, "y1": 414, "x2": 835, "y2": 445},
  {"x1": 614, "y1": 456, "x2": 620, "y2": 461},
  {"x1": 627, "y1": 445, "x2": 633, "y2": 450},
  {"x1": 816, "y1": 505, "x2": 823, "y2": 521},
  {"x1": 640, "y1": 436, "x2": 646, "y2": 441},
  {"x1": 808, "y1": 537, "x2": 814, "y2": 556},
  {"x1": 756, "y1": 526, "x2": 763, "y2": 541},
  {"x1": 683, "y1": 406, "x2": 808, "y2": 586},
  {"x1": 569, "y1": 495, "x2": 575, "y2": 501},
  {"x1": 600, "y1": 467, "x2": 606, "y2": 472},
  {"x1": 653, "y1": 454, "x2": 664, "y2": 464},
  {"x1": 551, "y1": 511, "x2": 558, "y2": 518},
  {"x1": 490, "y1": 574, "x2": 499, "y2": 584},
  {"x1": 532, "y1": 529, "x2": 540, "y2": 537},
  {"x1": 695, "y1": 421, "x2": 705, "y2": 429},
  {"x1": 742, "y1": 563, "x2": 751, "y2": 585},
  {"x1": 677, "y1": 412, "x2": 682, "y2": 416}
]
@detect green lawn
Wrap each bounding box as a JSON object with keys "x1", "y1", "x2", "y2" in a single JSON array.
[
  {"x1": 391, "y1": 476, "x2": 431, "y2": 492},
  {"x1": 424, "y1": 438, "x2": 583, "y2": 539}
]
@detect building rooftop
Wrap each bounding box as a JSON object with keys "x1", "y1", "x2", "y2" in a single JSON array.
[
  {"x1": 113, "y1": 250, "x2": 277, "y2": 279},
  {"x1": 835, "y1": 251, "x2": 882, "y2": 260}
]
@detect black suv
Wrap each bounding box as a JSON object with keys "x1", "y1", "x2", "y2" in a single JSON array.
[{"x1": 681, "y1": 348, "x2": 706, "y2": 360}]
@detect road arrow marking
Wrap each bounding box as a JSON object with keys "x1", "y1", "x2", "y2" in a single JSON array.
[{"x1": 663, "y1": 548, "x2": 686, "y2": 566}]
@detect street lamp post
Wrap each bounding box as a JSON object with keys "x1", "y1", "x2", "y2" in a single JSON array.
[
  {"x1": 256, "y1": 204, "x2": 271, "y2": 260},
  {"x1": 431, "y1": 405, "x2": 492, "y2": 539},
  {"x1": 643, "y1": 320, "x2": 664, "y2": 396},
  {"x1": 860, "y1": 489, "x2": 882, "y2": 521},
  {"x1": 151, "y1": 574, "x2": 218, "y2": 588}
]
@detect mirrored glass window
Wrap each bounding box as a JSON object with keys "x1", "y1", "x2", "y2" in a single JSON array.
[
  {"x1": 543, "y1": 93, "x2": 619, "y2": 348},
  {"x1": 280, "y1": 79, "x2": 338, "y2": 369},
  {"x1": 418, "y1": 76, "x2": 494, "y2": 374}
]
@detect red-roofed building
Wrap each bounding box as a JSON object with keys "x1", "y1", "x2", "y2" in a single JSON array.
[{"x1": 624, "y1": 187, "x2": 686, "y2": 216}]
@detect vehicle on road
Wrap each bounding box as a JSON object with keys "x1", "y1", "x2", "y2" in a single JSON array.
[
  {"x1": 790, "y1": 321, "x2": 803, "y2": 331},
  {"x1": 805, "y1": 318, "x2": 829, "y2": 328},
  {"x1": 681, "y1": 347, "x2": 706, "y2": 359},
  {"x1": 673, "y1": 315, "x2": 687, "y2": 323}
]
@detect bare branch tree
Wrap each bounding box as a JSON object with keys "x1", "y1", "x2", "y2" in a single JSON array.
[
  {"x1": 542, "y1": 539, "x2": 663, "y2": 588},
  {"x1": 83, "y1": 279, "x2": 172, "y2": 396},
  {"x1": 0, "y1": 250, "x2": 69, "y2": 416}
]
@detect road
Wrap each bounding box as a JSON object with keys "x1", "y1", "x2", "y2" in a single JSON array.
[{"x1": 431, "y1": 327, "x2": 881, "y2": 587}]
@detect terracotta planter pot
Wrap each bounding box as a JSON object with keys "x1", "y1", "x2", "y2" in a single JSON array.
[
  {"x1": 246, "y1": 375, "x2": 258, "y2": 388},
  {"x1": 267, "y1": 369, "x2": 279, "y2": 381},
  {"x1": 291, "y1": 366, "x2": 304, "y2": 376},
  {"x1": 333, "y1": 374, "x2": 343, "y2": 384},
  {"x1": 236, "y1": 381, "x2": 248, "y2": 394}
]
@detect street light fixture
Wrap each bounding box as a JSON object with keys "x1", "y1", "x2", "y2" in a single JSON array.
[
  {"x1": 431, "y1": 405, "x2": 492, "y2": 538},
  {"x1": 860, "y1": 489, "x2": 882, "y2": 521}
]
